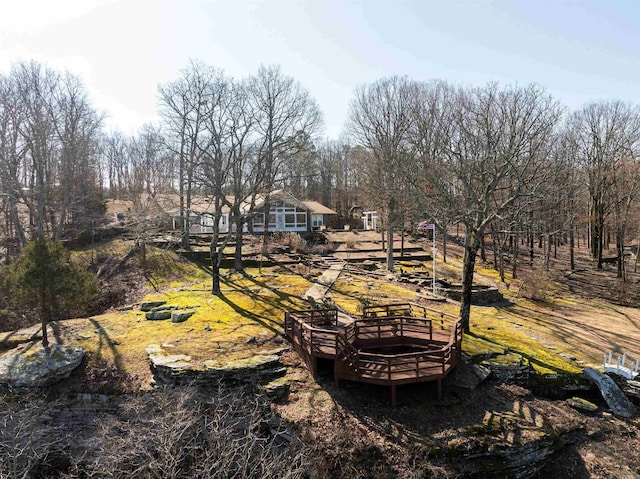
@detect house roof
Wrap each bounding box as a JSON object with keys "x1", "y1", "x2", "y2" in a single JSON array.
[
  {"x1": 302, "y1": 200, "x2": 338, "y2": 215},
  {"x1": 253, "y1": 189, "x2": 308, "y2": 211},
  {"x1": 134, "y1": 190, "x2": 336, "y2": 217},
  {"x1": 152, "y1": 193, "x2": 234, "y2": 215}
]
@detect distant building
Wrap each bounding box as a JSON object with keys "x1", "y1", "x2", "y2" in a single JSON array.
[{"x1": 146, "y1": 190, "x2": 337, "y2": 234}]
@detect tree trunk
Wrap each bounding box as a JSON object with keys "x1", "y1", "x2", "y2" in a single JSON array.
[
  {"x1": 512, "y1": 233, "x2": 519, "y2": 280},
  {"x1": 616, "y1": 228, "x2": 624, "y2": 280},
  {"x1": 569, "y1": 216, "x2": 575, "y2": 272},
  {"x1": 41, "y1": 292, "x2": 49, "y2": 348},
  {"x1": 460, "y1": 228, "x2": 480, "y2": 334},
  {"x1": 386, "y1": 218, "x2": 394, "y2": 272},
  {"x1": 211, "y1": 255, "x2": 221, "y2": 295},
  {"x1": 442, "y1": 226, "x2": 447, "y2": 263},
  {"x1": 234, "y1": 221, "x2": 244, "y2": 272}
]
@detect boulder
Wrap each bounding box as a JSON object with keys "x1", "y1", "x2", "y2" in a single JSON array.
[
  {"x1": 451, "y1": 362, "x2": 492, "y2": 390},
  {"x1": 0, "y1": 344, "x2": 85, "y2": 387},
  {"x1": 171, "y1": 310, "x2": 195, "y2": 323},
  {"x1": 140, "y1": 301, "x2": 166, "y2": 312},
  {"x1": 584, "y1": 368, "x2": 636, "y2": 418},
  {"x1": 146, "y1": 344, "x2": 286, "y2": 387}
]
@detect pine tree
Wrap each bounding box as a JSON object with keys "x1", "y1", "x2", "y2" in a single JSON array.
[{"x1": 9, "y1": 238, "x2": 96, "y2": 347}]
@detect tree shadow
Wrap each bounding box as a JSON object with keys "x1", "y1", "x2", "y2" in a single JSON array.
[
  {"x1": 88, "y1": 317, "x2": 124, "y2": 371},
  {"x1": 313, "y1": 368, "x2": 589, "y2": 477},
  {"x1": 216, "y1": 292, "x2": 281, "y2": 335}
]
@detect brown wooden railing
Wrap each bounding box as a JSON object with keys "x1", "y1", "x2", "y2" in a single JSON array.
[
  {"x1": 285, "y1": 304, "x2": 463, "y2": 388},
  {"x1": 362, "y1": 302, "x2": 459, "y2": 330}
]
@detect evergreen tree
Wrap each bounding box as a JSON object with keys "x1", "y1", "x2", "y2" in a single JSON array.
[{"x1": 9, "y1": 238, "x2": 96, "y2": 347}]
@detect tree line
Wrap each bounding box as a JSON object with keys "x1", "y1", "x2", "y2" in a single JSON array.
[{"x1": 2, "y1": 60, "x2": 640, "y2": 330}]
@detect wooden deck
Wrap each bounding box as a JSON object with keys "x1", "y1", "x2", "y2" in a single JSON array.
[{"x1": 284, "y1": 303, "x2": 463, "y2": 405}]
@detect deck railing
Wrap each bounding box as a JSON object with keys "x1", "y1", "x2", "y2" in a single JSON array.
[
  {"x1": 285, "y1": 304, "x2": 463, "y2": 387},
  {"x1": 362, "y1": 302, "x2": 459, "y2": 330}
]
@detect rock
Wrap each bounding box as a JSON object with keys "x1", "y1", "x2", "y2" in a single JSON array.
[
  {"x1": 259, "y1": 347, "x2": 288, "y2": 356},
  {"x1": 204, "y1": 354, "x2": 281, "y2": 373},
  {"x1": 623, "y1": 380, "x2": 640, "y2": 401},
  {"x1": 567, "y1": 397, "x2": 598, "y2": 413},
  {"x1": 260, "y1": 378, "x2": 291, "y2": 403},
  {"x1": 0, "y1": 344, "x2": 85, "y2": 387},
  {"x1": 145, "y1": 344, "x2": 192, "y2": 382},
  {"x1": 140, "y1": 301, "x2": 166, "y2": 312},
  {"x1": 204, "y1": 324, "x2": 212, "y2": 331},
  {"x1": 146, "y1": 343, "x2": 285, "y2": 386},
  {"x1": 150, "y1": 304, "x2": 178, "y2": 312},
  {"x1": 171, "y1": 310, "x2": 195, "y2": 323},
  {"x1": 527, "y1": 372, "x2": 593, "y2": 399},
  {"x1": 145, "y1": 311, "x2": 172, "y2": 320},
  {"x1": 584, "y1": 368, "x2": 637, "y2": 418},
  {"x1": 451, "y1": 362, "x2": 492, "y2": 390},
  {"x1": 245, "y1": 336, "x2": 257, "y2": 344},
  {"x1": 460, "y1": 436, "x2": 558, "y2": 479}
]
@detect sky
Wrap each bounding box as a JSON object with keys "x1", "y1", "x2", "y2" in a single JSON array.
[{"x1": 1, "y1": 0, "x2": 640, "y2": 139}]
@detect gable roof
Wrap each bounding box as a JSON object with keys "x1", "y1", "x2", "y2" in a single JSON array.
[
  {"x1": 152, "y1": 193, "x2": 234, "y2": 215},
  {"x1": 302, "y1": 200, "x2": 337, "y2": 215}
]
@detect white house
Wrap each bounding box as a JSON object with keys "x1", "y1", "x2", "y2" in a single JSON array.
[
  {"x1": 155, "y1": 190, "x2": 337, "y2": 235},
  {"x1": 250, "y1": 190, "x2": 337, "y2": 233}
]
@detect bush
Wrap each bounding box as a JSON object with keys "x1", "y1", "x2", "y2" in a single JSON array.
[
  {"x1": 517, "y1": 271, "x2": 550, "y2": 302},
  {"x1": 273, "y1": 232, "x2": 308, "y2": 253}
]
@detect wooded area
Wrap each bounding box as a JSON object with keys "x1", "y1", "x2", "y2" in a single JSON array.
[{"x1": 2, "y1": 59, "x2": 640, "y2": 331}]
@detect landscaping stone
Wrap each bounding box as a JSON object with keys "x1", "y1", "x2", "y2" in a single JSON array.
[
  {"x1": 150, "y1": 304, "x2": 178, "y2": 312},
  {"x1": 0, "y1": 344, "x2": 85, "y2": 387},
  {"x1": 145, "y1": 344, "x2": 192, "y2": 374},
  {"x1": 145, "y1": 344, "x2": 286, "y2": 387},
  {"x1": 584, "y1": 368, "x2": 637, "y2": 418},
  {"x1": 145, "y1": 310, "x2": 172, "y2": 320},
  {"x1": 140, "y1": 301, "x2": 166, "y2": 312},
  {"x1": 567, "y1": 397, "x2": 598, "y2": 413},
  {"x1": 171, "y1": 310, "x2": 195, "y2": 323}
]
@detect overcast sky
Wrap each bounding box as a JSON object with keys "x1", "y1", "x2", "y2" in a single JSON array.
[{"x1": 2, "y1": 0, "x2": 640, "y2": 138}]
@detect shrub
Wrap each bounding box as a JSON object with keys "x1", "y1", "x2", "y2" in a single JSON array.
[
  {"x1": 517, "y1": 271, "x2": 550, "y2": 302},
  {"x1": 273, "y1": 232, "x2": 308, "y2": 254}
]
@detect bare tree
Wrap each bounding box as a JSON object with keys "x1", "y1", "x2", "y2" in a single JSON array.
[
  {"x1": 0, "y1": 61, "x2": 103, "y2": 243},
  {"x1": 0, "y1": 73, "x2": 28, "y2": 248},
  {"x1": 248, "y1": 65, "x2": 322, "y2": 247},
  {"x1": 568, "y1": 101, "x2": 640, "y2": 271},
  {"x1": 158, "y1": 60, "x2": 212, "y2": 249},
  {"x1": 347, "y1": 76, "x2": 415, "y2": 271},
  {"x1": 412, "y1": 82, "x2": 562, "y2": 332}
]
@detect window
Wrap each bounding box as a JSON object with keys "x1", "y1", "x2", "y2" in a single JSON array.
[
  {"x1": 312, "y1": 214, "x2": 323, "y2": 228},
  {"x1": 296, "y1": 212, "x2": 307, "y2": 228},
  {"x1": 285, "y1": 213, "x2": 295, "y2": 226},
  {"x1": 253, "y1": 213, "x2": 265, "y2": 228}
]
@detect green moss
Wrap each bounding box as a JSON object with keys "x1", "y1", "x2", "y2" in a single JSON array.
[{"x1": 56, "y1": 267, "x2": 312, "y2": 383}]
